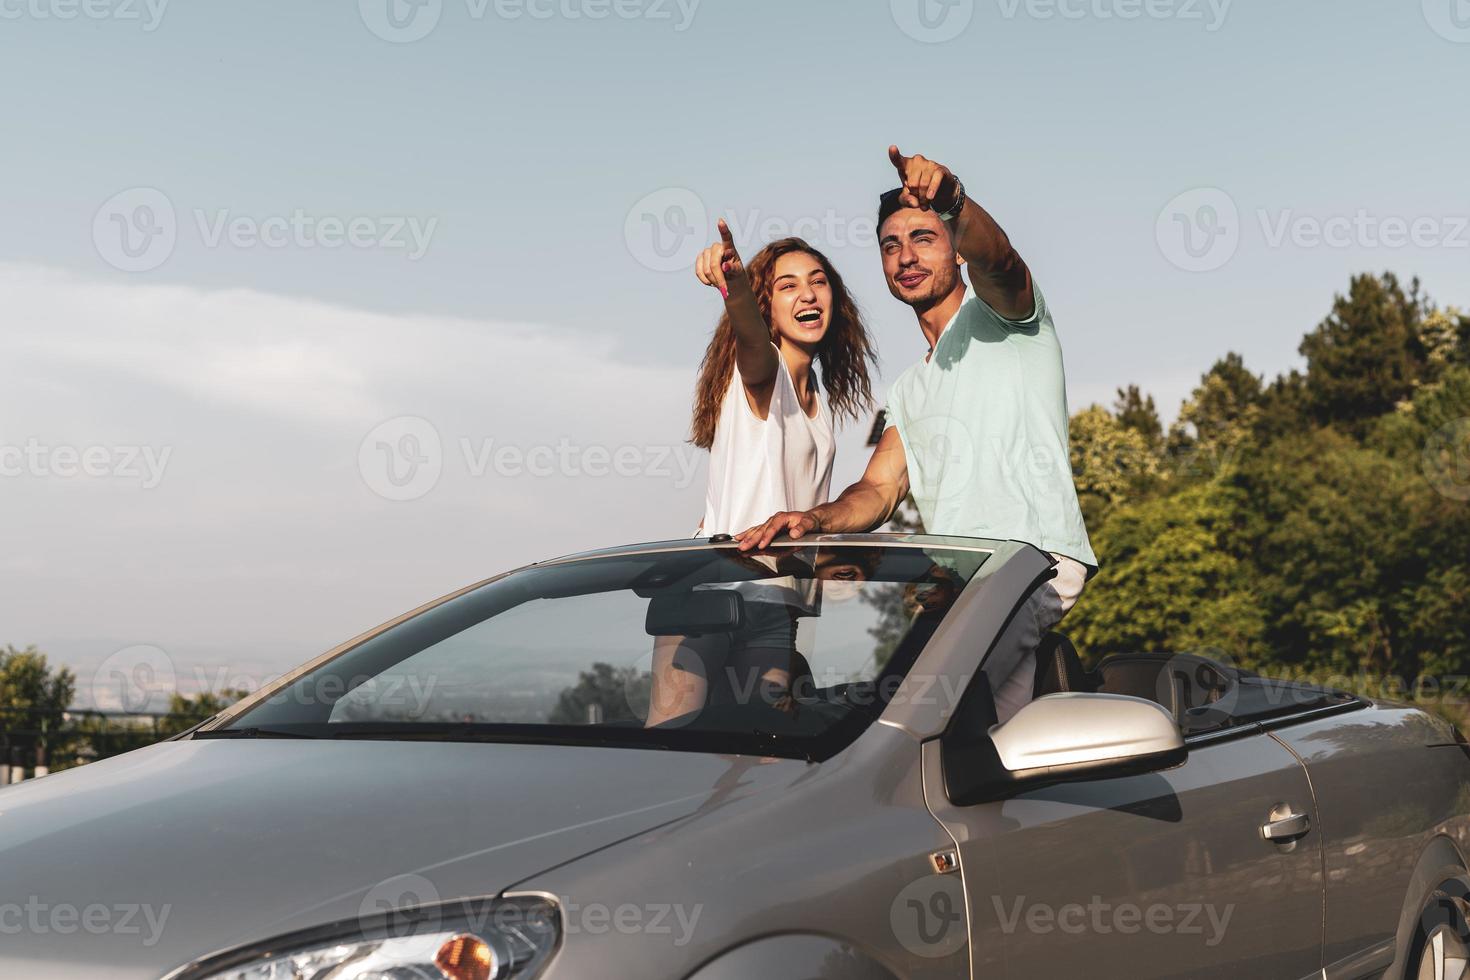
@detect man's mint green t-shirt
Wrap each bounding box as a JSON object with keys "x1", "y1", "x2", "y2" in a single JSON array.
[{"x1": 883, "y1": 282, "x2": 1097, "y2": 567}]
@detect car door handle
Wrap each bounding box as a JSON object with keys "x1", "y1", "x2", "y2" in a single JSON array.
[{"x1": 1260, "y1": 806, "x2": 1312, "y2": 841}]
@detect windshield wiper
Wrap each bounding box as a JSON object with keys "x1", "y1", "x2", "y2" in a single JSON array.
[{"x1": 193, "y1": 727, "x2": 321, "y2": 739}]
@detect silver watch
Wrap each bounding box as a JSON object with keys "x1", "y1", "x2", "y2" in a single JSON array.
[{"x1": 937, "y1": 177, "x2": 966, "y2": 222}]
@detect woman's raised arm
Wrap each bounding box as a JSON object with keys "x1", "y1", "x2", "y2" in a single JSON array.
[{"x1": 695, "y1": 218, "x2": 777, "y2": 393}]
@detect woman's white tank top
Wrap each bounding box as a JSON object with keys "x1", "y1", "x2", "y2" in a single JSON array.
[{"x1": 701, "y1": 347, "x2": 834, "y2": 537}]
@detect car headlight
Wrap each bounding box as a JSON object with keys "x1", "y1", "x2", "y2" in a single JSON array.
[{"x1": 168, "y1": 895, "x2": 559, "y2": 980}]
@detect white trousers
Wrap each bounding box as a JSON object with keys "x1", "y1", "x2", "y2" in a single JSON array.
[{"x1": 991, "y1": 555, "x2": 1091, "y2": 725}]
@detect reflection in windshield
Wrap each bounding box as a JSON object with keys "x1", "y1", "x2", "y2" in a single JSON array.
[{"x1": 220, "y1": 545, "x2": 987, "y2": 759}]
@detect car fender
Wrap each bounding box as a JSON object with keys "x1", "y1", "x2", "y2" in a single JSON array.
[
  {"x1": 1386, "y1": 834, "x2": 1470, "y2": 977},
  {"x1": 684, "y1": 934, "x2": 901, "y2": 980}
]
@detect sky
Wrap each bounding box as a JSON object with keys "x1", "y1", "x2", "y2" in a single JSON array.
[{"x1": 2, "y1": 0, "x2": 1468, "y2": 708}]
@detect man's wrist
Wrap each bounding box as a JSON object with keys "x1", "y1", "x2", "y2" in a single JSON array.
[{"x1": 937, "y1": 176, "x2": 966, "y2": 222}]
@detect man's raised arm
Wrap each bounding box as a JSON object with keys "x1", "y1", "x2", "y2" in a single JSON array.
[
  {"x1": 734, "y1": 426, "x2": 910, "y2": 551},
  {"x1": 888, "y1": 145, "x2": 1034, "y2": 321}
]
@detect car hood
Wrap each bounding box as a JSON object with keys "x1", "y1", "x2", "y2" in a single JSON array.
[{"x1": 0, "y1": 737, "x2": 800, "y2": 979}]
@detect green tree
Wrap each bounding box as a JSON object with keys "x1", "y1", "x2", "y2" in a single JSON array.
[
  {"x1": 1255, "y1": 368, "x2": 1313, "y2": 443},
  {"x1": 1419, "y1": 307, "x2": 1464, "y2": 381},
  {"x1": 548, "y1": 663, "x2": 643, "y2": 725},
  {"x1": 1062, "y1": 274, "x2": 1468, "y2": 722},
  {"x1": 1167, "y1": 353, "x2": 1263, "y2": 474},
  {"x1": 1299, "y1": 273, "x2": 1425, "y2": 430},
  {"x1": 0, "y1": 645, "x2": 77, "y2": 770},
  {"x1": 1065, "y1": 482, "x2": 1267, "y2": 660},
  {"x1": 158, "y1": 689, "x2": 247, "y2": 737},
  {"x1": 1113, "y1": 384, "x2": 1165, "y2": 453},
  {"x1": 1070, "y1": 404, "x2": 1164, "y2": 526}
]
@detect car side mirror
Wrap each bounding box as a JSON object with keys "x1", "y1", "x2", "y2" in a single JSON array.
[{"x1": 943, "y1": 692, "x2": 1186, "y2": 805}]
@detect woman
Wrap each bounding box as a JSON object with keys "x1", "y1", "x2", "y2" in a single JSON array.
[{"x1": 644, "y1": 220, "x2": 876, "y2": 728}]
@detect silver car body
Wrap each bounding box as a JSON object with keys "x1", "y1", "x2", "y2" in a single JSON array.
[{"x1": 3, "y1": 535, "x2": 1467, "y2": 979}]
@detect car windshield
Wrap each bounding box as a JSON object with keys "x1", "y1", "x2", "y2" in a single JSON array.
[{"x1": 212, "y1": 542, "x2": 990, "y2": 760}]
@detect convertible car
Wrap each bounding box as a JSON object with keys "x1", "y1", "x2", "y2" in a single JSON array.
[{"x1": 3, "y1": 534, "x2": 1469, "y2": 980}]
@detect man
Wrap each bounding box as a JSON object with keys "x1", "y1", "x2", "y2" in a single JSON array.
[{"x1": 736, "y1": 145, "x2": 1096, "y2": 723}]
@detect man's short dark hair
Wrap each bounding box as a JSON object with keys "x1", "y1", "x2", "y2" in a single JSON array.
[{"x1": 877, "y1": 188, "x2": 908, "y2": 235}]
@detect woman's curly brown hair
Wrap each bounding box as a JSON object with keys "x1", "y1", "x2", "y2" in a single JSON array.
[{"x1": 690, "y1": 237, "x2": 876, "y2": 450}]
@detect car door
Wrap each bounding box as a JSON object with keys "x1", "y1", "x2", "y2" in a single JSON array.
[{"x1": 922, "y1": 726, "x2": 1324, "y2": 979}]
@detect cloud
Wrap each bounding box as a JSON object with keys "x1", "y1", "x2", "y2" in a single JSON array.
[{"x1": 0, "y1": 263, "x2": 717, "y2": 690}]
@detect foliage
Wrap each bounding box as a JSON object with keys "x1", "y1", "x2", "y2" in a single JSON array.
[
  {"x1": 548, "y1": 663, "x2": 644, "y2": 725},
  {"x1": 157, "y1": 689, "x2": 248, "y2": 737},
  {"x1": 1068, "y1": 273, "x2": 1470, "y2": 712},
  {"x1": 0, "y1": 644, "x2": 77, "y2": 767},
  {"x1": 1297, "y1": 272, "x2": 1425, "y2": 430},
  {"x1": 1070, "y1": 404, "x2": 1166, "y2": 527}
]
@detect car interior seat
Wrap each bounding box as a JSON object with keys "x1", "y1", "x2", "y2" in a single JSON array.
[{"x1": 1031, "y1": 631, "x2": 1093, "y2": 698}]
